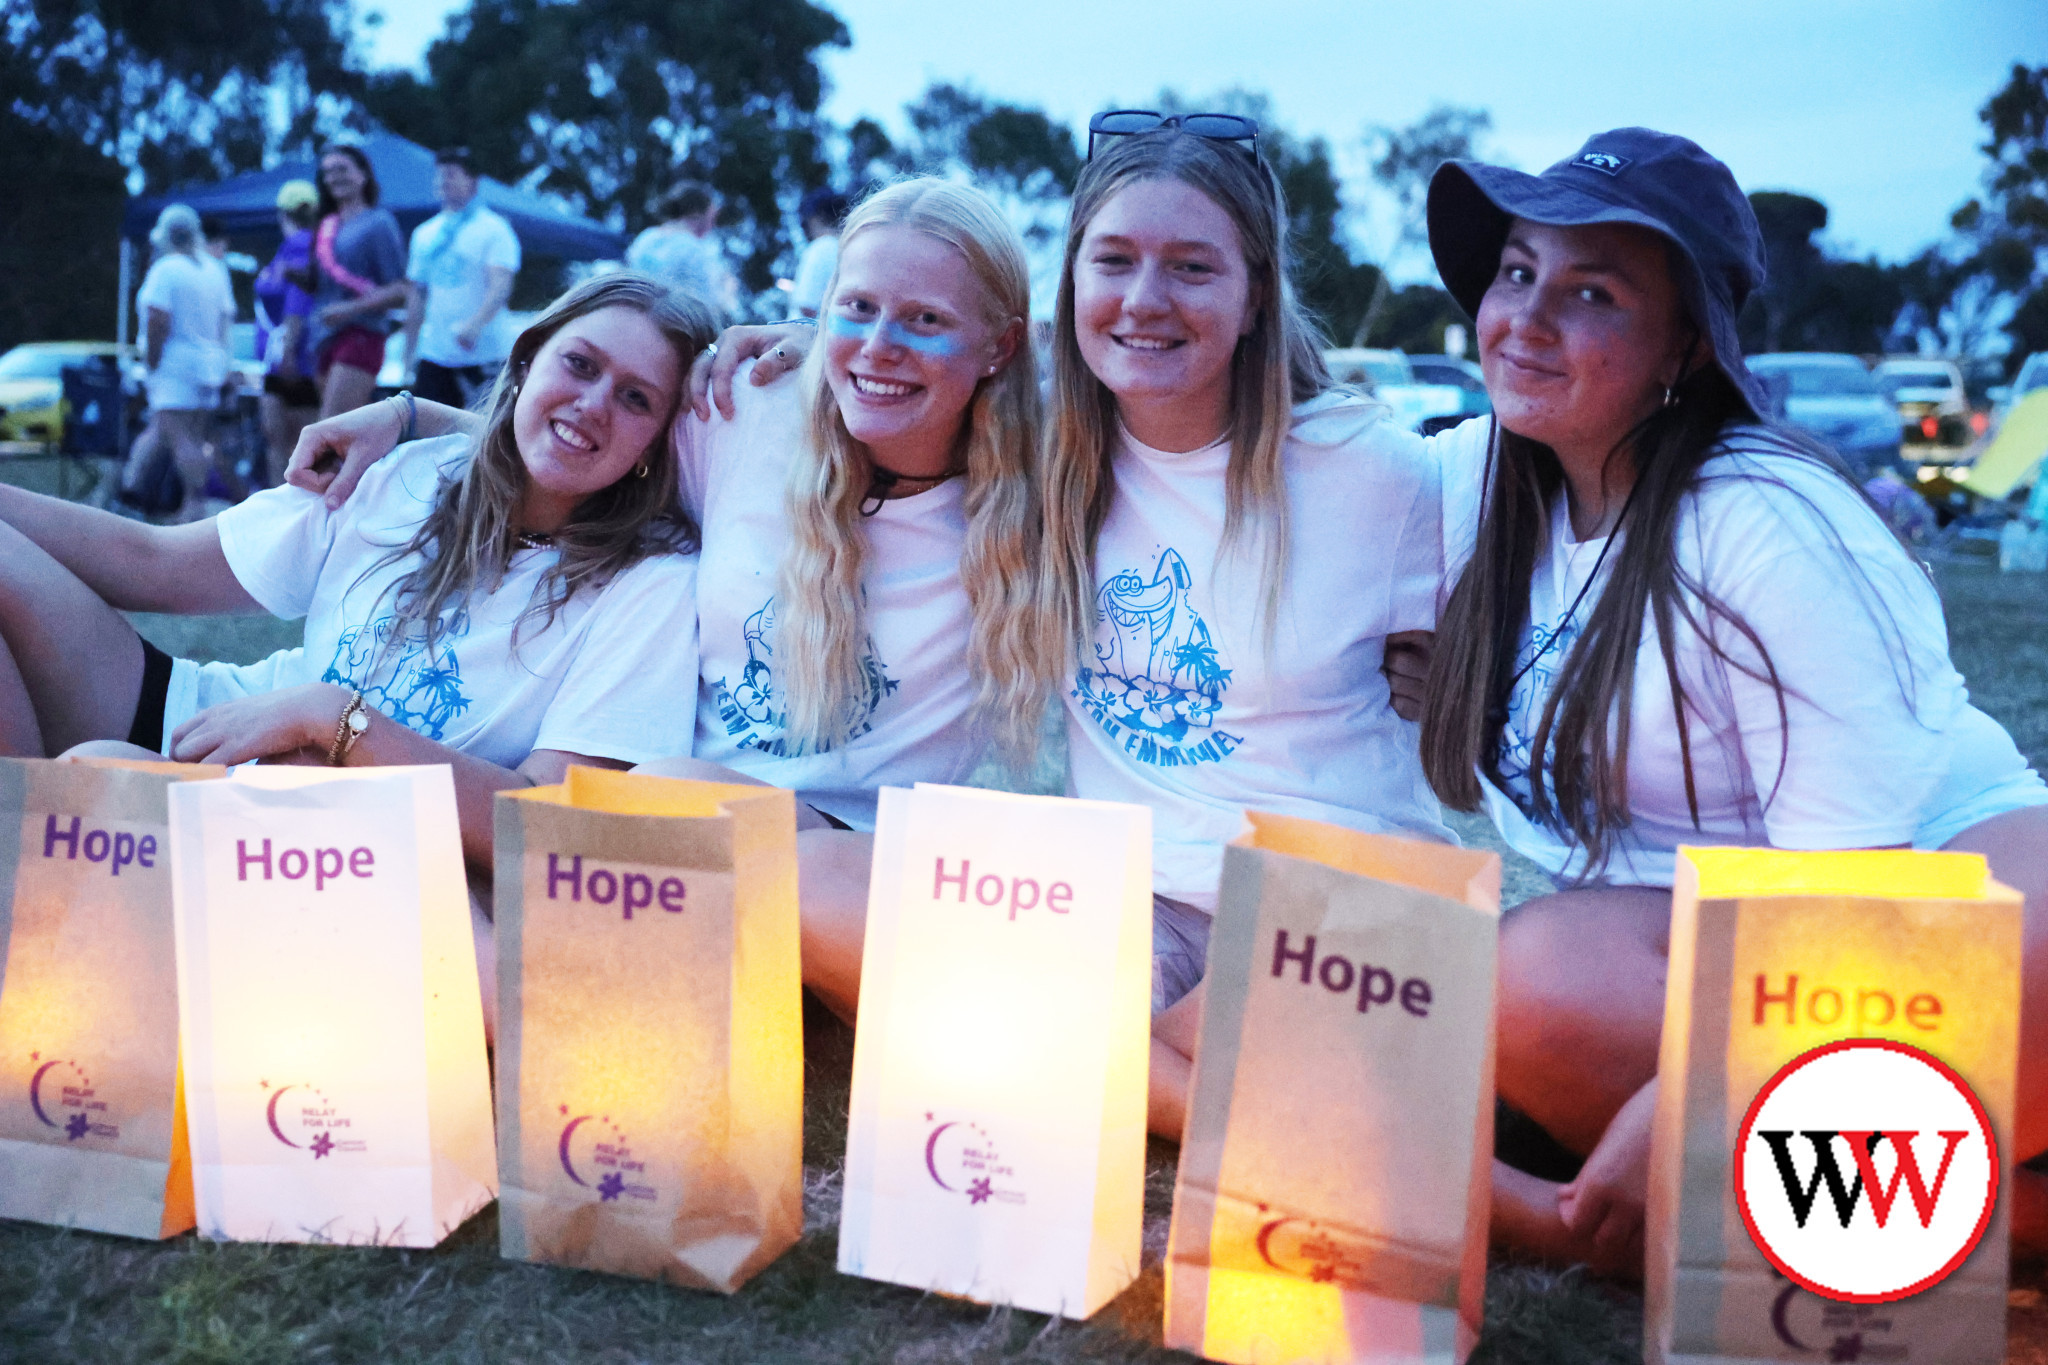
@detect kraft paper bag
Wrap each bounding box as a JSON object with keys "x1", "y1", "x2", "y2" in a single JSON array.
[
  {"x1": 1646, "y1": 847, "x2": 2022, "y2": 1365},
  {"x1": 0, "y1": 757, "x2": 221, "y2": 1238},
  {"x1": 839, "y1": 782, "x2": 1153, "y2": 1317},
  {"x1": 168, "y1": 764, "x2": 494, "y2": 1246},
  {"x1": 1165, "y1": 813, "x2": 1500, "y2": 1365},
  {"x1": 493, "y1": 767, "x2": 802, "y2": 1292}
]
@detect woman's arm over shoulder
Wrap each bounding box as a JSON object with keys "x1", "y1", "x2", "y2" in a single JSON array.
[
  {"x1": 0, "y1": 483, "x2": 257, "y2": 614},
  {"x1": 285, "y1": 394, "x2": 481, "y2": 506}
]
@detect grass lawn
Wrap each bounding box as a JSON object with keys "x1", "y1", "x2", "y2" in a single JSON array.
[{"x1": 2, "y1": 457, "x2": 2044, "y2": 1361}]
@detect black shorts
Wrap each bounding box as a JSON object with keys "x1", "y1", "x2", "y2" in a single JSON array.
[
  {"x1": 127, "y1": 637, "x2": 175, "y2": 754},
  {"x1": 413, "y1": 359, "x2": 496, "y2": 410},
  {"x1": 263, "y1": 372, "x2": 320, "y2": 408}
]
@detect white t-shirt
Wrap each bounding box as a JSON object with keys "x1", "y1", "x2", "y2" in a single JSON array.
[
  {"x1": 407, "y1": 203, "x2": 522, "y2": 367},
  {"x1": 790, "y1": 235, "x2": 838, "y2": 314},
  {"x1": 1433, "y1": 419, "x2": 2048, "y2": 885},
  {"x1": 675, "y1": 368, "x2": 985, "y2": 829},
  {"x1": 1067, "y1": 396, "x2": 1451, "y2": 911},
  {"x1": 137, "y1": 252, "x2": 232, "y2": 410},
  {"x1": 626, "y1": 227, "x2": 737, "y2": 318},
  {"x1": 179, "y1": 434, "x2": 699, "y2": 770}
]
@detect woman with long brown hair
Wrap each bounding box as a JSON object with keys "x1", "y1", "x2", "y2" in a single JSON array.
[
  {"x1": 1413, "y1": 129, "x2": 2048, "y2": 1271},
  {"x1": 0, "y1": 272, "x2": 710, "y2": 865}
]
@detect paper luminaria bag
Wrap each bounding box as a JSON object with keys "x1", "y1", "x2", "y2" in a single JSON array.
[
  {"x1": 493, "y1": 767, "x2": 803, "y2": 1292},
  {"x1": 1646, "y1": 846, "x2": 2022, "y2": 1365},
  {"x1": 0, "y1": 757, "x2": 221, "y2": 1239},
  {"x1": 1165, "y1": 814, "x2": 1500, "y2": 1365},
  {"x1": 168, "y1": 764, "x2": 495, "y2": 1245},
  {"x1": 839, "y1": 783, "x2": 1153, "y2": 1317}
]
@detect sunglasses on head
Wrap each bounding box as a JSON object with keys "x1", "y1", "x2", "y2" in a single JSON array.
[{"x1": 1086, "y1": 110, "x2": 1260, "y2": 162}]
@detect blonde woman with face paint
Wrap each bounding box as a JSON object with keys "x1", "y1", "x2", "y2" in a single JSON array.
[{"x1": 285, "y1": 178, "x2": 1053, "y2": 1024}]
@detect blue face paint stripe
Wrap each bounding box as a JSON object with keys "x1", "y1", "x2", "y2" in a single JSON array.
[{"x1": 825, "y1": 312, "x2": 965, "y2": 357}]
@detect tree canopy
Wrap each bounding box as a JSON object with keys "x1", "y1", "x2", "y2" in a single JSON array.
[{"x1": 363, "y1": 0, "x2": 849, "y2": 292}]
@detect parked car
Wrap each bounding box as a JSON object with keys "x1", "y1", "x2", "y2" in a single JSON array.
[
  {"x1": 1874, "y1": 357, "x2": 1970, "y2": 449},
  {"x1": 1404, "y1": 353, "x2": 1490, "y2": 419},
  {"x1": 1321, "y1": 348, "x2": 1463, "y2": 432},
  {"x1": 1746, "y1": 353, "x2": 1901, "y2": 477},
  {"x1": 0, "y1": 341, "x2": 127, "y2": 444},
  {"x1": 1990, "y1": 352, "x2": 2048, "y2": 430}
]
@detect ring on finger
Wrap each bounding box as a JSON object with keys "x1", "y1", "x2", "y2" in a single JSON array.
[{"x1": 704, "y1": 343, "x2": 719, "y2": 357}]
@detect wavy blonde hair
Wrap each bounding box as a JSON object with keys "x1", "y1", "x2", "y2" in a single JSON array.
[
  {"x1": 774, "y1": 178, "x2": 1053, "y2": 761},
  {"x1": 1038, "y1": 130, "x2": 1337, "y2": 657}
]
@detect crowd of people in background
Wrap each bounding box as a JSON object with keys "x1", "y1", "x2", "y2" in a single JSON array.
[{"x1": 121, "y1": 141, "x2": 852, "y2": 525}]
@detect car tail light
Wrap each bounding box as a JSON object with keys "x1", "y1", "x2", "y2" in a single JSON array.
[
  {"x1": 1971, "y1": 412, "x2": 1989, "y2": 435},
  {"x1": 1921, "y1": 415, "x2": 1939, "y2": 439}
]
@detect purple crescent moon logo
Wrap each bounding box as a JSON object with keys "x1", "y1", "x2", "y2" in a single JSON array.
[
  {"x1": 266, "y1": 1085, "x2": 301, "y2": 1148},
  {"x1": 559, "y1": 1115, "x2": 593, "y2": 1187},
  {"x1": 28, "y1": 1060, "x2": 65, "y2": 1127},
  {"x1": 924, "y1": 1122, "x2": 960, "y2": 1192},
  {"x1": 1771, "y1": 1281, "x2": 1812, "y2": 1352}
]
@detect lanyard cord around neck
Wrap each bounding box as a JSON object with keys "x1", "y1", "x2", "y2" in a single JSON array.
[{"x1": 1499, "y1": 472, "x2": 1642, "y2": 706}]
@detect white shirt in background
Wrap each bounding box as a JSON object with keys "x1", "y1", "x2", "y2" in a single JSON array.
[
  {"x1": 168, "y1": 434, "x2": 700, "y2": 770},
  {"x1": 408, "y1": 202, "x2": 522, "y2": 368},
  {"x1": 1066, "y1": 395, "x2": 1451, "y2": 912},
  {"x1": 627, "y1": 226, "x2": 737, "y2": 319},
  {"x1": 674, "y1": 366, "x2": 985, "y2": 829},
  {"x1": 1431, "y1": 418, "x2": 2048, "y2": 886},
  {"x1": 137, "y1": 252, "x2": 232, "y2": 410},
  {"x1": 790, "y1": 235, "x2": 839, "y2": 315}
]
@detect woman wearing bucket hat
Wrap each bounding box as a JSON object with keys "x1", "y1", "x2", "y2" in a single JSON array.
[{"x1": 1414, "y1": 128, "x2": 2048, "y2": 1270}]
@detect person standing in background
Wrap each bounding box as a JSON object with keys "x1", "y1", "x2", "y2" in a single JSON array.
[
  {"x1": 626, "y1": 181, "x2": 737, "y2": 322},
  {"x1": 254, "y1": 180, "x2": 321, "y2": 486},
  {"x1": 125, "y1": 205, "x2": 232, "y2": 521},
  {"x1": 402, "y1": 147, "x2": 521, "y2": 410},
  {"x1": 310, "y1": 143, "x2": 408, "y2": 420},
  {"x1": 788, "y1": 187, "x2": 848, "y2": 319}
]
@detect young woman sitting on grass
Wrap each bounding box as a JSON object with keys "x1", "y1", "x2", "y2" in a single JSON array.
[
  {"x1": 285, "y1": 179, "x2": 1054, "y2": 1026},
  {"x1": 1410, "y1": 128, "x2": 2048, "y2": 1273},
  {"x1": 0, "y1": 272, "x2": 711, "y2": 871}
]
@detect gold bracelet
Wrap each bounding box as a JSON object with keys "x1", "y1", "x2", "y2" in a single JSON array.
[{"x1": 327, "y1": 691, "x2": 371, "y2": 766}]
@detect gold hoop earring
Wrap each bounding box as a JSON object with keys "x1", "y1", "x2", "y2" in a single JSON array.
[
  {"x1": 1662, "y1": 385, "x2": 1678, "y2": 409},
  {"x1": 634, "y1": 461, "x2": 650, "y2": 479}
]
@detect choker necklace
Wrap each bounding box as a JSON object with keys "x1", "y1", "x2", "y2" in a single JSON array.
[
  {"x1": 515, "y1": 529, "x2": 556, "y2": 550},
  {"x1": 860, "y1": 462, "x2": 963, "y2": 517}
]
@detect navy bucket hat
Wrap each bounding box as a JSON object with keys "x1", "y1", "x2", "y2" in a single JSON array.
[{"x1": 1427, "y1": 127, "x2": 1769, "y2": 414}]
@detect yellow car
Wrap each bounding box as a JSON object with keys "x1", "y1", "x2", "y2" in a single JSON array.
[{"x1": 0, "y1": 341, "x2": 126, "y2": 444}]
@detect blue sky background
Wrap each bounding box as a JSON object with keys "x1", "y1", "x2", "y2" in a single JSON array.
[{"x1": 358, "y1": 0, "x2": 2047, "y2": 273}]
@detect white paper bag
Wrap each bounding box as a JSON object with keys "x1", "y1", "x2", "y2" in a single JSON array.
[
  {"x1": 839, "y1": 782, "x2": 1153, "y2": 1317},
  {"x1": 168, "y1": 765, "x2": 495, "y2": 1245}
]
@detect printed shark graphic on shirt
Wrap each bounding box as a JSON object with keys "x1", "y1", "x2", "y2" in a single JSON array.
[
  {"x1": 1072, "y1": 547, "x2": 1244, "y2": 768},
  {"x1": 712, "y1": 596, "x2": 898, "y2": 757},
  {"x1": 322, "y1": 610, "x2": 472, "y2": 741}
]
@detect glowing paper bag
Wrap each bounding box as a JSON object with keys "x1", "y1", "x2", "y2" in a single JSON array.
[
  {"x1": 493, "y1": 767, "x2": 802, "y2": 1291},
  {"x1": 1164, "y1": 814, "x2": 1499, "y2": 1365},
  {"x1": 0, "y1": 757, "x2": 221, "y2": 1238},
  {"x1": 1646, "y1": 847, "x2": 2022, "y2": 1365},
  {"x1": 168, "y1": 764, "x2": 494, "y2": 1246},
  {"x1": 839, "y1": 783, "x2": 1152, "y2": 1317}
]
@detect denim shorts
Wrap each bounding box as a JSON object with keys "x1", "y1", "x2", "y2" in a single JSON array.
[{"x1": 1153, "y1": 893, "x2": 1213, "y2": 1014}]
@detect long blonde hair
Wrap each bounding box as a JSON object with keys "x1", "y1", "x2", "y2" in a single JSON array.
[
  {"x1": 1039, "y1": 131, "x2": 1335, "y2": 656},
  {"x1": 774, "y1": 178, "x2": 1053, "y2": 760},
  {"x1": 372, "y1": 272, "x2": 712, "y2": 654}
]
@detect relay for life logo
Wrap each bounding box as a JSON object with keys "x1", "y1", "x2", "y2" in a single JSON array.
[{"x1": 1735, "y1": 1039, "x2": 1999, "y2": 1303}]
